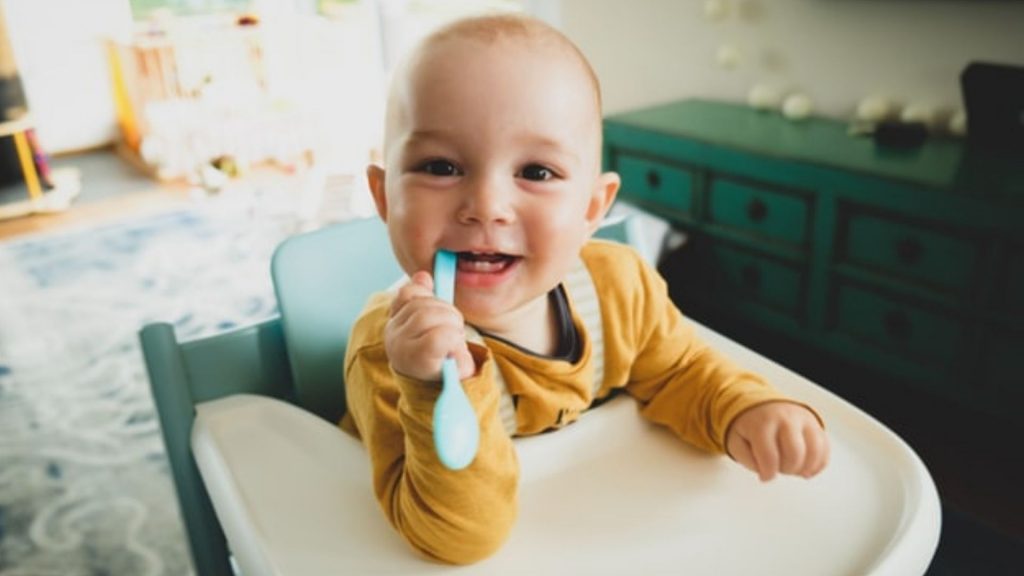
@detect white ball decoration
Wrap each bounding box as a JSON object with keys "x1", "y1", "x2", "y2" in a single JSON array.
[
  {"x1": 716, "y1": 43, "x2": 742, "y2": 70},
  {"x1": 856, "y1": 96, "x2": 893, "y2": 123},
  {"x1": 948, "y1": 109, "x2": 967, "y2": 137},
  {"x1": 782, "y1": 93, "x2": 814, "y2": 120},
  {"x1": 704, "y1": 0, "x2": 730, "y2": 21},
  {"x1": 747, "y1": 84, "x2": 782, "y2": 110}
]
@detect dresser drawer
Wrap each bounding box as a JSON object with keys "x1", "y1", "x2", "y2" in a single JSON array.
[
  {"x1": 709, "y1": 244, "x2": 804, "y2": 316},
  {"x1": 841, "y1": 212, "x2": 978, "y2": 292},
  {"x1": 708, "y1": 178, "x2": 809, "y2": 246},
  {"x1": 834, "y1": 283, "x2": 963, "y2": 365},
  {"x1": 616, "y1": 154, "x2": 694, "y2": 217}
]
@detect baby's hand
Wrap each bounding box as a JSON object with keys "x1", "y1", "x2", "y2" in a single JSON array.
[
  {"x1": 385, "y1": 271, "x2": 476, "y2": 382},
  {"x1": 725, "y1": 402, "x2": 829, "y2": 482}
]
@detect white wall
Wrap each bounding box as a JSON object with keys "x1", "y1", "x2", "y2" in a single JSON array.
[
  {"x1": 560, "y1": 0, "x2": 1024, "y2": 121},
  {"x1": 9, "y1": 0, "x2": 1024, "y2": 153},
  {"x1": 3, "y1": 0, "x2": 133, "y2": 153}
]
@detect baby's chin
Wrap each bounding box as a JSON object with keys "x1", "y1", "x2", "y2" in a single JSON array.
[
  {"x1": 456, "y1": 300, "x2": 516, "y2": 330},
  {"x1": 456, "y1": 290, "x2": 552, "y2": 333}
]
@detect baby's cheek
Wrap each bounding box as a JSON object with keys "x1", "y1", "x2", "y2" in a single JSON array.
[{"x1": 392, "y1": 225, "x2": 436, "y2": 275}]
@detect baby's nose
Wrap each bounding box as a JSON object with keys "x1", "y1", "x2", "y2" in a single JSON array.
[{"x1": 458, "y1": 178, "x2": 515, "y2": 225}]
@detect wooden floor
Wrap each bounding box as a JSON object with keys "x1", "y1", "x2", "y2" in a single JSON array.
[
  {"x1": 0, "y1": 187, "x2": 190, "y2": 241},
  {"x1": 0, "y1": 147, "x2": 314, "y2": 241},
  {"x1": 0, "y1": 148, "x2": 192, "y2": 241}
]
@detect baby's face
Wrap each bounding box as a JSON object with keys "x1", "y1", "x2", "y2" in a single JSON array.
[{"x1": 372, "y1": 36, "x2": 616, "y2": 333}]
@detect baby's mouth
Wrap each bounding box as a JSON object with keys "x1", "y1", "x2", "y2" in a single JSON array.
[{"x1": 457, "y1": 251, "x2": 520, "y2": 274}]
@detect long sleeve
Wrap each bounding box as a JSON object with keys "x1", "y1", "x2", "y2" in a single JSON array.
[
  {"x1": 584, "y1": 242, "x2": 793, "y2": 454},
  {"x1": 341, "y1": 294, "x2": 519, "y2": 565}
]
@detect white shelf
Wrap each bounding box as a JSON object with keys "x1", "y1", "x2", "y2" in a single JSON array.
[{"x1": 0, "y1": 116, "x2": 33, "y2": 138}]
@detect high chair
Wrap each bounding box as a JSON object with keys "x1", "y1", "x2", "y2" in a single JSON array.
[{"x1": 139, "y1": 215, "x2": 941, "y2": 576}]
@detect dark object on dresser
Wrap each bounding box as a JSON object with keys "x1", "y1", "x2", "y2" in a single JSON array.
[
  {"x1": 873, "y1": 121, "x2": 929, "y2": 149},
  {"x1": 961, "y1": 61, "x2": 1024, "y2": 149}
]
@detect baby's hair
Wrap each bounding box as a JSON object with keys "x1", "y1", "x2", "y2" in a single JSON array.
[{"x1": 422, "y1": 13, "x2": 603, "y2": 114}]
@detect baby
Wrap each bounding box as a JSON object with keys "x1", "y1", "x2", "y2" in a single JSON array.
[{"x1": 341, "y1": 13, "x2": 829, "y2": 565}]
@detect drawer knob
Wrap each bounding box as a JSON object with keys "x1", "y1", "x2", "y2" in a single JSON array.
[
  {"x1": 646, "y1": 169, "x2": 661, "y2": 189},
  {"x1": 883, "y1": 310, "x2": 912, "y2": 340},
  {"x1": 740, "y1": 264, "x2": 762, "y2": 290},
  {"x1": 746, "y1": 198, "x2": 768, "y2": 222},
  {"x1": 895, "y1": 237, "x2": 923, "y2": 265}
]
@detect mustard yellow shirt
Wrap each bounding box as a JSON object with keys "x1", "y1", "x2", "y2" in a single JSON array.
[{"x1": 341, "y1": 240, "x2": 797, "y2": 564}]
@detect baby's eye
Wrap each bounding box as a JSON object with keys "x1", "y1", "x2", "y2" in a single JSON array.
[
  {"x1": 418, "y1": 159, "x2": 461, "y2": 177},
  {"x1": 520, "y1": 164, "x2": 555, "y2": 182}
]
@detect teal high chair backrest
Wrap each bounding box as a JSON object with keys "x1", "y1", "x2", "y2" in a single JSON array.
[
  {"x1": 270, "y1": 217, "x2": 403, "y2": 423},
  {"x1": 140, "y1": 215, "x2": 643, "y2": 575}
]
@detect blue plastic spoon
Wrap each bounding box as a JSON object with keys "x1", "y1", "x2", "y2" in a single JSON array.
[{"x1": 432, "y1": 250, "x2": 479, "y2": 470}]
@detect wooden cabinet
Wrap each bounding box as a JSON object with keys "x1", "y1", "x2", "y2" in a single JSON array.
[
  {"x1": 832, "y1": 283, "x2": 966, "y2": 375},
  {"x1": 838, "y1": 208, "x2": 980, "y2": 294},
  {"x1": 616, "y1": 154, "x2": 696, "y2": 220},
  {"x1": 707, "y1": 243, "x2": 806, "y2": 316},
  {"x1": 604, "y1": 99, "x2": 1024, "y2": 414},
  {"x1": 707, "y1": 178, "x2": 811, "y2": 248}
]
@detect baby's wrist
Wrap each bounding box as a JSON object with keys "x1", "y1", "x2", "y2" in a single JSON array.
[{"x1": 392, "y1": 368, "x2": 443, "y2": 402}]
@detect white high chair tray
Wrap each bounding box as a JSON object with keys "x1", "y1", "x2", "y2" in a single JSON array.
[{"x1": 192, "y1": 324, "x2": 940, "y2": 576}]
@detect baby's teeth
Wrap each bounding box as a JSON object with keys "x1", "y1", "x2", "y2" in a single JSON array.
[{"x1": 459, "y1": 255, "x2": 511, "y2": 273}]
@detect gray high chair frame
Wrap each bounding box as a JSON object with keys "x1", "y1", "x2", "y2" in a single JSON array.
[{"x1": 139, "y1": 216, "x2": 641, "y2": 575}]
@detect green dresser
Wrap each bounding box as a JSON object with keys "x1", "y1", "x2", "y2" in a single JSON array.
[{"x1": 603, "y1": 99, "x2": 1024, "y2": 414}]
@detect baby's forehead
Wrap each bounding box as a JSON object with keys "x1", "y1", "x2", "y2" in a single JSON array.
[
  {"x1": 425, "y1": 14, "x2": 574, "y2": 53},
  {"x1": 404, "y1": 41, "x2": 599, "y2": 126},
  {"x1": 383, "y1": 16, "x2": 603, "y2": 156},
  {"x1": 401, "y1": 17, "x2": 600, "y2": 105}
]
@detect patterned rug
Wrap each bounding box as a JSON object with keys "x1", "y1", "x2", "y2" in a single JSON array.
[{"x1": 0, "y1": 197, "x2": 313, "y2": 575}]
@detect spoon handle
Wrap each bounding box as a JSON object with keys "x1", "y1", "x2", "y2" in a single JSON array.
[
  {"x1": 432, "y1": 250, "x2": 479, "y2": 470},
  {"x1": 434, "y1": 250, "x2": 457, "y2": 304}
]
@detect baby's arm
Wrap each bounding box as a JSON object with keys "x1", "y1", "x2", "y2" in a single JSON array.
[
  {"x1": 628, "y1": 320, "x2": 828, "y2": 481},
  {"x1": 725, "y1": 401, "x2": 829, "y2": 481},
  {"x1": 609, "y1": 247, "x2": 828, "y2": 479},
  {"x1": 344, "y1": 274, "x2": 518, "y2": 565}
]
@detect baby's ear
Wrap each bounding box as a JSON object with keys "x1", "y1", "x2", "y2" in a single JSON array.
[
  {"x1": 584, "y1": 171, "x2": 621, "y2": 234},
  {"x1": 367, "y1": 164, "x2": 388, "y2": 221}
]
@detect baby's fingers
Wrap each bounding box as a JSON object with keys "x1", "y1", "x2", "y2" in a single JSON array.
[
  {"x1": 800, "y1": 426, "x2": 830, "y2": 478},
  {"x1": 453, "y1": 345, "x2": 476, "y2": 380},
  {"x1": 750, "y1": 431, "x2": 780, "y2": 482},
  {"x1": 390, "y1": 271, "x2": 434, "y2": 315},
  {"x1": 777, "y1": 422, "x2": 807, "y2": 476}
]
